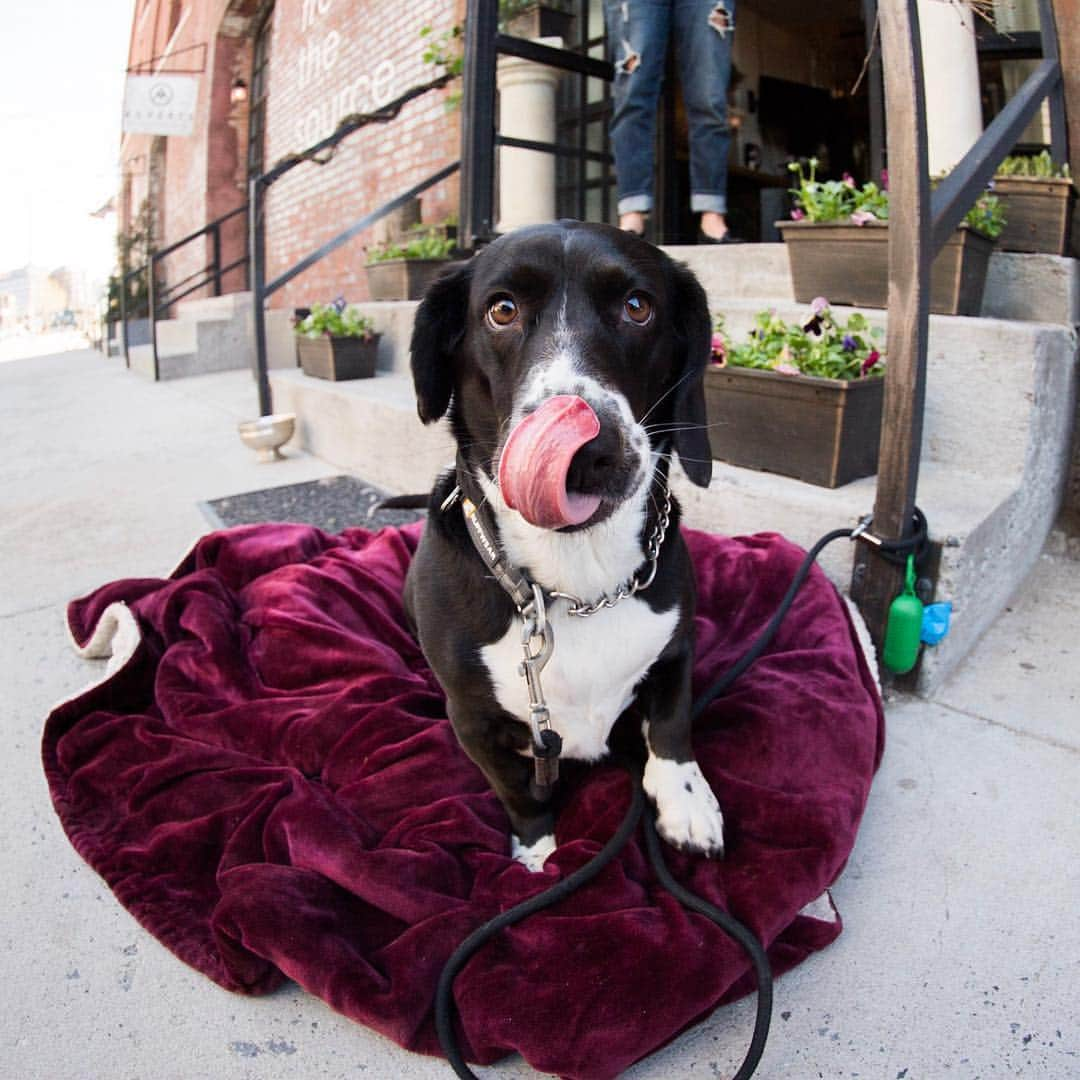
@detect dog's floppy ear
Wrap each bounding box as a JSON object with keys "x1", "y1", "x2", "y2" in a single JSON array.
[
  {"x1": 668, "y1": 260, "x2": 714, "y2": 488},
  {"x1": 409, "y1": 259, "x2": 473, "y2": 424}
]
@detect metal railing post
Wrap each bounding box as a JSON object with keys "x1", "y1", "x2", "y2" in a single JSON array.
[
  {"x1": 850, "y1": 0, "x2": 932, "y2": 649},
  {"x1": 1038, "y1": 0, "x2": 1069, "y2": 165},
  {"x1": 862, "y1": 0, "x2": 886, "y2": 184},
  {"x1": 249, "y1": 176, "x2": 273, "y2": 418},
  {"x1": 460, "y1": 0, "x2": 499, "y2": 248},
  {"x1": 211, "y1": 222, "x2": 223, "y2": 296},
  {"x1": 119, "y1": 269, "x2": 130, "y2": 369},
  {"x1": 148, "y1": 255, "x2": 161, "y2": 382}
]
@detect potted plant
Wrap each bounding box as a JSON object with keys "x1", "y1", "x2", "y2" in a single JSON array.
[
  {"x1": 364, "y1": 225, "x2": 457, "y2": 301},
  {"x1": 992, "y1": 151, "x2": 1074, "y2": 255},
  {"x1": 704, "y1": 301, "x2": 885, "y2": 488},
  {"x1": 295, "y1": 300, "x2": 381, "y2": 381},
  {"x1": 775, "y1": 160, "x2": 1006, "y2": 316}
]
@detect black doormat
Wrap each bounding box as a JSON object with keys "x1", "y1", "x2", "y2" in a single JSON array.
[{"x1": 201, "y1": 476, "x2": 427, "y2": 534}]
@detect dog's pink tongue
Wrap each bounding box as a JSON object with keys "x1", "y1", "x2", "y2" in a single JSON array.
[{"x1": 499, "y1": 395, "x2": 603, "y2": 529}]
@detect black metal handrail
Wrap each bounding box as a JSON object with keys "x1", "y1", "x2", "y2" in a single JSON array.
[
  {"x1": 852, "y1": 0, "x2": 1068, "y2": 651},
  {"x1": 249, "y1": 72, "x2": 459, "y2": 416},
  {"x1": 120, "y1": 202, "x2": 248, "y2": 379},
  {"x1": 460, "y1": 0, "x2": 616, "y2": 249}
]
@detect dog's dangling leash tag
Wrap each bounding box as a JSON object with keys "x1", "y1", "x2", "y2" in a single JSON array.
[
  {"x1": 882, "y1": 554, "x2": 924, "y2": 675},
  {"x1": 519, "y1": 585, "x2": 562, "y2": 798},
  {"x1": 532, "y1": 728, "x2": 562, "y2": 792}
]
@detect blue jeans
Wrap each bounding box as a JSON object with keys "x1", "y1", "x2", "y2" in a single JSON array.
[{"x1": 605, "y1": 0, "x2": 736, "y2": 216}]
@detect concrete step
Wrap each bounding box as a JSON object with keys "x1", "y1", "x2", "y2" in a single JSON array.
[
  {"x1": 174, "y1": 291, "x2": 253, "y2": 321},
  {"x1": 661, "y1": 242, "x2": 794, "y2": 301},
  {"x1": 661, "y1": 244, "x2": 1079, "y2": 324},
  {"x1": 269, "y1": 368, "x2": 455, "y2": 495},
  {"x1": 154, "y1": 318, "x2": 198, "y2": 357},
  {"x1": 130, "y1": 295, "x2": 254, "y2": 381}
]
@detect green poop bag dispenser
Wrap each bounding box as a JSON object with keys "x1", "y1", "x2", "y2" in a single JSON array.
[{"x1": 882, "y1": 554, "x2": 923, "y2": 675}]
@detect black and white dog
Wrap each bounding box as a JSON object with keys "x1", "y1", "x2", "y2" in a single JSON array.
[{"x1": 404, "y1": 220, "x2": 724, "y2": 871}]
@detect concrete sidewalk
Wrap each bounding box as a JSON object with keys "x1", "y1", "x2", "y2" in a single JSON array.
[{"x1": 3, "y1": 347, "x2": 1078, "y2": 1079}]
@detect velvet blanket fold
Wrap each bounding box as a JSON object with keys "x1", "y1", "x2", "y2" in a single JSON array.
[{"x1": 43, "y1": 522, "x2": 884, "y2": 1079}]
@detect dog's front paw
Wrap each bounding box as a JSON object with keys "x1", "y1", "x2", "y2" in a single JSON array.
[
  {"x1": 511, "y1": 832, "x2": 557, "y2": 872},
  {"x1": 643, "y1": 757, "x2": 725, "y2": 858}
]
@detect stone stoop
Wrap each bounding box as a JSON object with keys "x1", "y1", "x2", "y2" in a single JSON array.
[
  {"x1": 129, "y1": 292, "x2": 256, "y2": 380},
  {"x1": 270, "y1": 246, "x2": 1079, "y2": 694}
]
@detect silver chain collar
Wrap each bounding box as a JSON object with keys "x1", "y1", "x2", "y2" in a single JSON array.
[{"x1": 547, "y1": 484, "x2": 672, "y2": 617}]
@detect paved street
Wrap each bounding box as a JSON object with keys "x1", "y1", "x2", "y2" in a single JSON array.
[{"x1": 3, "y1": 345, "x2": 1078, "y2": 1079}]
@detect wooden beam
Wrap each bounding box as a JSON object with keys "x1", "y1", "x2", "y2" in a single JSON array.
[
  {"x1": 1051, "y1": 0, "x2": 1080, "y2": 255},
  {"x1": 851, "y1": 0, "x2": 932, "y2": 650}
]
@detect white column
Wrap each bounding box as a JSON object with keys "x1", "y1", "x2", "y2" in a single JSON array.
[
  {"x1": 496, "y1": 37, "x2": 563, "y2": 233},
  {"x1": 916, "y1": 0, "x2": 983, "y2": 175}
]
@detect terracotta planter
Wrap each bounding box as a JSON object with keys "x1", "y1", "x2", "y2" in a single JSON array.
[
  {"x1": 365, "y1": 259, "x2": 450, "y2": 301},
  {"x1": 776, "y1": 220, "x2": 994, "y2": 316},
  {"x1": 992, "y1": 175, "x2": 1075, "y2": 255},
  {"x1": 704, "y1": 365, "x2": 884, "y2": 488},
  {"x1": 297, "y1": 334, "x2": 380, "y2": 381}
]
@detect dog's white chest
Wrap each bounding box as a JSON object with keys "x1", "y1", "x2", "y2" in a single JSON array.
[{"x1": 481, "y1": 597, "x2": 679, "y2": 761}]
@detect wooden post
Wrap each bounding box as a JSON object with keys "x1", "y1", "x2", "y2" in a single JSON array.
[
  {"x1": 1051, "y1": 0, "x2": 1079, "y2": 255},
  {"x1": 850, "y1": 0, "x2": 932, "y2": 649}
]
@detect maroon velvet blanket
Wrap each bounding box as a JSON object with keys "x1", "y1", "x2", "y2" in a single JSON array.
[{"x1": 43, "y1": 523, "x2": 883, "y2": 1079}]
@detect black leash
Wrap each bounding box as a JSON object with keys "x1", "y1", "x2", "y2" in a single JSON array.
[{"x1": 435, "y1": 509, "x2": 927, "y2": 1079}]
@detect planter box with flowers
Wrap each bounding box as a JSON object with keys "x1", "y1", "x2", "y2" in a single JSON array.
[
  {"x1": 295, "y1": 301, "x2": 381, "y2": 381},
  {"x1": 705, "y1": 301, "x2": 885, "y2": 488},
  {"x1": 776, "y1": 161, "x2": 1005, "y2": 316},
  {"x1": 365, "y1": 226, "x2": 457, "y2": 301},
  {"x1": 993, "y1": 151, "x2": 1074, "y2": 255}
]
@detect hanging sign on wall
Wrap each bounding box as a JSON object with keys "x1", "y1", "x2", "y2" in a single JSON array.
[{"x1": 122, "y1": 75, "x2": 199, "y2": 135}]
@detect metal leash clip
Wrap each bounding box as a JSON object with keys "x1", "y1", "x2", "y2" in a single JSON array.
[
  {"x1": 518, "y1": 583, "x2": 561, "y2": 790},
  {"x1": 850, "y1": 512, "x2": 883, "y2": 546}
]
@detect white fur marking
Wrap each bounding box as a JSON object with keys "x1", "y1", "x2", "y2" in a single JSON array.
[
  {"x1": 478, "y1": 462, "x2": 657, "y2": 603},
  {"x1": 482, "y1": 594, "x2": 678, "y2": 762},
  {"x1": 642, "y1": 756, "x2": 725, "y2": 856},
  {"x1": 479, "y1": 352, "x2": 677, "y2": 762},
  {"x1": 512, "y1": 832, "x2": 556, "y2": 872}
]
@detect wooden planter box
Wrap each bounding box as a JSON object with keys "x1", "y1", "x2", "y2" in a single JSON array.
[
  {"x1": 992, "y1": 175, "x2": 1075, "y2": 255},
  {"x1": 297, "y1": 334, "x2": 380, "y2": 381},
  {"x1": 365, "y1": 259, "x2": 450, "y2": 301},
  {"x1": 704, "y1": 365, "x2": 884, "y2": 488},
  {"x1": 776, "y1": 220, "x2": 994, "y2": 316}
]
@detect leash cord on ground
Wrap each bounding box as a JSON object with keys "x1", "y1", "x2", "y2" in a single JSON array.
[{"x1": 435, "y1": 512, "x2": 925, "y2": 1078}]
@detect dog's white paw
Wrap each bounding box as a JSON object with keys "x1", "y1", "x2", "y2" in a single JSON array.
[
  {"x1": 511, "y1": 832, "x2": 557, "y2": 872},
  {"x1": 643, "y1": 757, "x2": 725, "y2": 858}
]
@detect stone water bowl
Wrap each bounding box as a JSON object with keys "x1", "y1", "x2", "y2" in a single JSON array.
[{"x1": 238, "y1": 413, "x2": 296, "y2": 462}]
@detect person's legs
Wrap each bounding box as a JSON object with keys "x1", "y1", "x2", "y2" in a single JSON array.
[
  {"x1": 605, "y1": 0, "x2": 673, "y2": 228},
  {"x1": 674, "y1": 0, "x2": 735, "y2": 238}
]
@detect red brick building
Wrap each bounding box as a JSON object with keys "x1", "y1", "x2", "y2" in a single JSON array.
[{"x1": 121, "y1": 0, "x2": 464, "y2": 313}]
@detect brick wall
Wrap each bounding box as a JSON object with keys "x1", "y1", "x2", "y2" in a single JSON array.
[
  {"x1": 122, "y1": 0, "x2": 253, "y2": 307},
  {"x1": 262, "y1": 0, "x2": 463, "y2": 311},
  {"x1": 120, "y1": 0, "x2": 463, "y2": 313}
]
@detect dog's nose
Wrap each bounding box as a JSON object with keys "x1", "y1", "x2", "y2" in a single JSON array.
[{"x1": 566, "y1": 421, "x2": 624, "y2": 495}]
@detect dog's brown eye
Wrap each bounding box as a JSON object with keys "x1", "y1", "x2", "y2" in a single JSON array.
[
  {"x1": 487, "y1": 295, "x2": 519, "y2": 327},
  {"x1": 624, "y1": 292, "x2": 653, "y2": 325}
]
